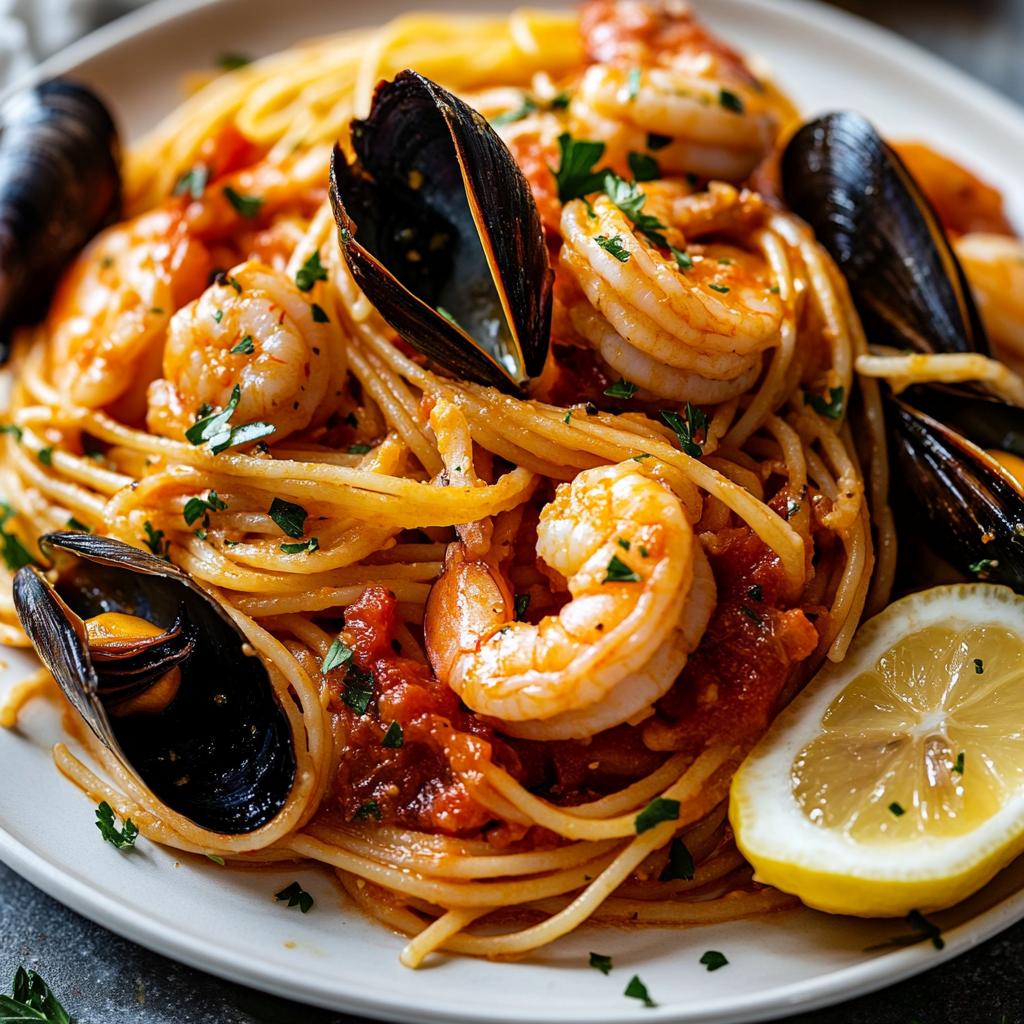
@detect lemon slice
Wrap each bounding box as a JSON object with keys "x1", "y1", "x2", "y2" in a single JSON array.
[{"x1": 731, "y1": 583, "x2": 1024, "y2": 917}]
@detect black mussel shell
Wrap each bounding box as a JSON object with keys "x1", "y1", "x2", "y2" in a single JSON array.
[
  {"x1": 330, "y1": 70, "x2": 552, "y2": 392},
  {"x1": 13, "y1": 533, "x2": 295, "y2": 835},
  {"x1": 0, "y1": 79, "x2": 121, "y2": 359},
  {"x1": 900, "y1": 383, "x2": 1024, "y2": 459},
  {"x1": 887, "y1": 396, "x2": 1024, "y2": 591},
  {"x1": 781, "y1": 112, "x2": 987, "y2": 356}
]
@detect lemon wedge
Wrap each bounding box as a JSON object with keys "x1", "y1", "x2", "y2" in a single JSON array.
[{"x1": 731, "y1": 583, "x2": 1024, "y2": 917}]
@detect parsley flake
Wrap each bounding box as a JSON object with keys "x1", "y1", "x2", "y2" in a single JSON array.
[
  {"x1": 492, "y1": 96, "x2": 537, "y2": 126},
  {"x1": 626, "y1": 68, "x2": 641, "y2": 100},
  {"x1": 889, "y1": 801, "x2": 905, "y2": 817},
  {"x1": 514, "y1": 593, "x2": 531, "y2": 620},
  {"x1": 96, "y1": 800, "x2": 139, "y2": 850},
  {"x1": 322, "y1": 638, "x2": 354, "y2": 674},
  {"x1": 353, "y1": 800, "x2": 381, "y2": 820},
  {"x1": 230, "y1": 334, "x2": 255, "y2": 355},
  {"x1": 604, "y1": 554, "x2": 640, "y2": 584},
  {"x1": 628, "y1": 151, "x2": 660, "y2": 182},
  {"x1": 185, "y1": 384, "x2": 276, "y2": 454},
  {"x1": 0, "y1": 504, "x2": 36, "y2": 570},
  {"x1": 624, "y1": 975, "x2": 655, "y2": 1008},
  {"x1": 604, "y1": 173, "x2": 668, "y2": 247},
  {"x1": 604, "y1": 378, "x2": 638, "y2": 399},
  {"x1": 974, "y1": 658, "x2": 984, "y2": 674},
  {"x1": 275, "y1": 881, "x2": 314, "y2": 913},
  {"x1": 280, "y1": 537, "x2": 319, "y2": 554},
  {"x1": 953, "y1": 751, "x2": 965, "y2": 774},
  {"x1": 647, "y1": 132, "x2": 672, "y2": 150},
  {"x1": 66, "y1": 517, "x2": 91, "y2": 533},
  {"x1": 595, "y1": 234, "x2": 630, "y2": 262},
  {"x1": 661, "y1": 403, "x2": 709, "y2": 459},
  {"x1": 671, "y1": 246, "x2": 693, "y2": 270},
  {"x1": 804, "y1": 386, "x2": 845, "y2": 420},
  {"x1": 218, "y1": 52, "x2": 252, "y2": 71},
  {"x1": 207, "y1": 854, "x2": 225, "y2": 865},
  {"x1": 311, "y1": 302, "x2": 329, "y2": 323},
  {"x1": 563, "y1": 410, "x2": 572, "y2": 424},
  {"x1": 634, "y1": 796, "x2": 680, "y2": 834},
  {"x1": 632, "y1": 453, "x2": 651, "y2": 461},
  {"x1": 143, "y1": 521, "x2": 169, "y2": 559},
  {"x1": 3, "y1": 966, "x2": 72, "y2": 1024},
  {"x1": 741, "y1": 605, "x2": 763, "y2": 625},
  {"x1": 718, "y1": 88, "x2": 744, "y2": 113},
  {"x1": 590, "y1": 952, "x2": 612, "y2": 975},
  {"x1": 906, "y1": 909, "x2": 944, "y2": 950},
  {"x1": 659, "y1": 837, "x2": 695, "y2": 881},
  {"x1": 342, "y1": 663, "x2": 375, "y2": 714},
  {"x1": 551, "y1": 133, "x2": 609, "y2": 203},
  {"x1": 0, "y1": 423, "x2": 22, "y2": 441},
  {"x1": 184, "y1": 491, "x2": 227, "y2": 526},
  {"x1": 223, "y1": 185, "x2": 263, "y2": 218},
  {"x1": 213, "y1": 309, "x2": 223, "y2": 323},
  {"x1": 708, "y1": 282, "x2": 731, "y2": 294},
  {"x1": 268, "y1": 497, "x2": 307, "y2": 538},
  {"x1": 969, "y1": 558, "x2": 996, "y2": 575},
  {"x1": 174, "y1": 163, "x2": 208, "y2": 200},
  {"x1": 770, "y1": 284, "x2": 780, "y2": 294},
  {"x1": 348, "y1": 444, "x2": 372, "y2": 455},
  {"x1": 700, "y1": 950, "x2": 729, "y2": 971},
  {"x1": 37, "y1": 446, "x2": 53, "y2": 467},
  {"x1": 617, "y1": 538, "x2": 630, "y2": 551},
  {"x1": 296, "y1": 250, "x2": 328, "y2": 291},
  {"x1": 382, "y1": 721, "x2": 404, "y2": 748}
]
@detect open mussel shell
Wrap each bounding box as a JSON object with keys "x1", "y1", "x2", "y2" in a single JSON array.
[
  {"x1": 330, "y1": 70, "x2": 552, "y2": 392},
  {"x1": 899, "y1": 383, "x2": 1024, "y2": 459},
  {"x1": 886, "y1": 395, "x2": 1024, "y2": 591},
  {"x1": 13, "y1": 533, "x2": 295, "y2": 835},
  {"x1": 781, "y1": 111, "x2": 987, "y2": 356},
  {"x1": 0, "y1": 79, "x2": 121, "y2": 358}
]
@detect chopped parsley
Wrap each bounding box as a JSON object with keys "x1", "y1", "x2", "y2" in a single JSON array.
[
  {"x1": 296, "y1": 250, "x2": 328, "y2": 291},
  {"x1": 216, "y1": 271, "x2": 242, "y2": 293},
  {"x1": 184, "y1": 384, "x2": 275, "y2": 454},
  {"x1": 218, "y1": 52, "x2": 252, "y2": 70},
  {"x1": 718, "y1": 88, "x2": 744, "y2": 113},
  {"x1": 953, "y1": 751, "x2": 965, "y2": 774},
  {"x1": 708, "y1": 282, "x2": 731, "y2": 294},
  {"x1": 66, "y1": 517, "x2": 91, "y2": 533},
  {"x1": 969, "y1": 558, "x2": 996, "y2": 576},
  {"x1": 514, "y1": 593, "x2": 531, "y2": 620},
  {"x1": 353, "y1": 800, "x2": 381, "y2": 820},
  {"x1": 624, "y1": 975, "x2": 655, "y2": 1008},
  {"x1": 563, "y1": 410, "x2": 572, "y2": 424},
  {"x1": 889, "y1": 801, "x2": 905, "y2": 817},
  {"x1": 174, "y1": 163, "x2": 208, "y2": 200},
  {"x1": 787, "y1": 498, "x2": 801, "y2": 519},
  {"x1": 604, "y1": 173, "x2": 668, "y2": 247},
  {"x1": 0, "y1": 423, "x2": 22, "y2": 441},
  {"x1": 671, "y1": 246, "x2": 693, "y2": 271},
  {"x1": 700, "y1": 950, "x2": 729, "y2": 971},
  {"x1": 741, "y1": 605, "x2": 763, "y2": 625},
  {"x1": 596, "y1": 234, "x2": 630, "y2": 262},
  {"x1": 322, "y1": 638, "x2": 354, "y2": 674},
  {"x1": 626, "y1": 68, "x2": 641, "y2": 100},
  {"x1": 280, "y1": 537, "x2": 319, "y2": 555},
  {"x1": 37, "y1": 447, "x2": 53, "y2": 467},
  {"x1": 639, "y1": 545, "x2": 648, "y2": 557},
  {"x1": 906, "y1": 909, "x2": 944, "y2": 950},
  {"x1": 207, "y1": 854, "x2": 225, "y2": 865},
  {"x1": 604, "y1": 378, "x2": 638, "y2": 399},
  {"x1": 661, "y1": 403, "x2": 709, "y2": 459},
  {"x1": 342, "y1": 662, "x2": 375, "y2": 714},
  {"x1": 659, "y1": 837, "x2": 695, "y2": 881},
  {"x1": 382, "y1": 721, "x2": 404, "y2": 748},
  {"x1": 804, "y1": 386, "x2": 845, "y2": 420},
  {"x1": 143, "y1": 521, "x2": 169, "y2": 559},
  {"x1": 617, "y1": 538, "x2": 630, "y2": 551},
  {"x1": 770, "y1": 284, "x2": 781, "y2": 294},
  {"x1": 223, "y1": 185, "x2": 263, "y2": 219},
  {"x1": 590, "y1": 952, "x2": 612, "y2": 975},
  {"x1": 3, "y1": 966, "x2": 71, "y2": 1024},
  {"x1": 551, "y1": 133, "x2": 609, "y2": 203},
  {"x1": 492, "y1": 95, "x2": 537, "y2": 126},
  {"x1": 627, "y1": 151, "x2": 660, "y2": 182},
  {"x1": 975, "y1": 658, "x2": 984, "y2": 674},
  {"x1": 436, "y1": 305, "x2": 461, "y2": 329},
  {"x1": 230, "y1": 334, "x2": 255, "y2": 355},
  {"x1": 96, "y1": 800, "x2": 139, "y2": 850},
  {"x1": 213, "y1": 310, "x2": 223, "y2": 323},
  {"x1": 604, "y1": 554, "x2": 640, "y2": 584},
  {"x1": 632, "y1": 453, "x2": 651, "y2": 461},
  {"x1": 634, "y1": 796, "x2": 680, "y2": 834},
  {"x1": 274, "y1": 881, "x2": 314, "y2": 913},
  {"x1": 647, "y1": 132, "x2": 672, "y2": 151},
  {"x1": 268, "y1": 496, "x2": 307, "y2": 538},
  {"x1": 348, "y1": 444, "x2": 372, "y2": 455},
  {"x1": 183, "y1": 490, "x2": 227, "y2": 526},
  {"x1": 0, "y1": 504, "x2": 37, "y2": 570},
  {"x1": 747, "y1": 584, "x2": 763, "y2": 602},
  {"x1": 310, "y1": 302, "x2": 329, "y2": 323}
]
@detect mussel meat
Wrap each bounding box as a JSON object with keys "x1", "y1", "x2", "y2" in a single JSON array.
[
  {"x1": 13, "y1": 533, "x2": 295, "y2": 834},
  {"x1": 0, "y1": 79, "x2": 121, "y2": 359},
  {"x1": 330, "y1": 70, "x2": 552, "y2": 392}
]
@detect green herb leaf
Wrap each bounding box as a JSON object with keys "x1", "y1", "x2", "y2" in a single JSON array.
[
  {"x1": 661, "y1": 404, "x2": 709, "y2": 459},
  {"x1": 185, "y1": 385, "x2": 241, "y2": 445},
  {"x1": 322, "y1": 638, "x2": 354, "y2": 674},
  {"x1": 700, "y1": 950, "x2": 729, "y2": 971},
  {"x1": 0, "y1": 424, "x2": 22, "y2": 442},
  {"x1": 624, "y1": 975, "x2": 655, "y2": 1008},
  {"x1": 223, "y1": 185, "x2": 263, "y2": 219},
  {"x1": 604, "y1": 554, "x2": 640, "y2": 584},
  {"x1": 786, "y1": 498, "x2": 801, "y2": 519},
  {"x1": 342, "y1": 661, "x2": 375, "y2": 715},
  {"x1": 670, "y1": 245, "x2": 693, "y2": 271},
  {"x1": 280, "y1": 537, "x2": 319, "y2": 555},
  {"x1": 804, "y1": 386, "x2": 844, "y2": 420},
  {"x1": 889, "y1": 801, "x2": 905, "y2": 817},
  {"x1": 708, "y1": 282, "x2": 730, "y2": 294},
  {"x1": 718, "y1": 88, "x2": 744, "y2": 113},
  {"x1": 632, "y1": 453, "x2": 650, "y2": 461},
  {"x1": 604, "y1": 173, "x2": 668, "y2": 247},
  {"x1": 214, "y1": 421, "x2": 275, "y2": 454},
  {"x1": 589, "y1": 952, "x2": 612, "y2": 975},
  {"x1": 296, "y1": 250, "x2": 327, "y2": 291},
  {"x1": 183, "y1": 491, "x2": 227, "y2": 526},
  {"x1": 595, "y1": 235, "x2": 631, "y2": 262},
  {"x1": 906, "y1": 909, "x2": 944, "y2": 950},
  {"x1": 953, "y1": 751, "x2": 965, "y2": 774},
  {"x1": 310, "y1": 302, "x2": 329, "y2": 323},
  {"x1": 617, "y1": 538, "x2": 630, "y2": 551},
  {"x1": 382, "y1": 720, "x2": 404, "y2": 748},
  {"x1": 66, "y1": 517, "x2": 91, "y2": 533},
  {"x1": 634, "y1": 796, "x2": 680, "y2": 834},
  {"x1": 550, "y1": 91, "x2": 571, "y2": 110},
  {"x1": 604, "y1": 378, "x2": 638, "y2": 399},
  {"x1": 969, "y1": 558, "x2": 996, "y2": 576},
  {"x1": 348, "y1": 444, "x2": 372, "y2": 455},
  {"x1": 551, "y1": 133, "x2": 609, "y2": 203},
  {"x1": 436, "y1": 305, "x2": 461, "y2": 329},
  {"x1": 0, "y1": 504, "x2": 37, "y2": 571},
  {"x1": 37, "y1": 447, "x2": 53, "y2": 467},
  {"x1": 974, "y1": 658, "x2": 984, "y2": 674},
  {"x1": 142, "y1": 522, "x2": 169, "y2": 559},
  {"x1": 492, "y1": 96, "x2": 537, "y2": 126},
  {"x1": 627, "y1": 151, "x2": 660, "y2": 182},
  {"x1": 95, "y1": 801, "x2": 139, "y2": 850},
  {"x1": 563, "y1": 410, "x2": 572, "y2": 424},
  {"x1": 769, "y1": 284, "x2": 780, "y2": 294},
  {"x1": 626, "y1": 68, "x2": 641, "y2": 100},
  {"x1": 218, "y1": 52, "x2": 252, "y2": 71},
  {"x1": 646, "y1": 132, "x2": 672, "y2": 151},
  {"x1": 3, "y1": 966, "x2": 71, "y2": 1024},
  {"x1": 514, "y1": 593, "x2": 531, "y2": 620},
  {"x1": 230, "y1": 334, "x2": 255, "y2": 355},
  {"x1": 274, "y1": 881, "x2": 314, "y2": 913},
  {"x1": 268, "y1": 497, "x2": 307, "y2": 538},
  {"x1": 174, "y1": 163, "x2": 208, "y2": 200},
  {"x1": 353, "y1": 800, "x2": 381, "y2": 820},
  {"x1": 659, "y1": 837, "x2": 695, "y2": 882}
]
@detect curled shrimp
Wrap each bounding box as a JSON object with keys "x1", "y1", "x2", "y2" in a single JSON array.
[
  {"x1": 147, "y1": 260, "x2": 331, "y2": 442},
  {"x1": 559, "y1": 181, "x2": 782, "y2": 401},
  {"x1": 424, "y1": 461, "x2": 716, "y2": 740},
  {"x1": 47, "y1": 207, "x2": 210, "y2": 412},
  {"x1": 954, "y1": 233, "x2": 1024, "y2": 375}
]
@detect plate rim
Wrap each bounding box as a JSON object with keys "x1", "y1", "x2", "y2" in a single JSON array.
[{"x1": 3, "y1": 0, "x2": 1024, "y2": 1020}]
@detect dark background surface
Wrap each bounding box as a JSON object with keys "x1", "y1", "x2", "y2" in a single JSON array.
[{"x1": 4, "y1": 0, "x2": 1024, "y2": 1021}]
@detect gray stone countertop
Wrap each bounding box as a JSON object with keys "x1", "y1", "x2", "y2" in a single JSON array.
[{"x1": 3, "y1": 1, "x2": 1024, "y2": 1021}]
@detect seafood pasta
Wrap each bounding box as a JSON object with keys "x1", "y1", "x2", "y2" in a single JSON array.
[{"x1": 2, "y1": 0, "x2": 1024, "y2": 968}]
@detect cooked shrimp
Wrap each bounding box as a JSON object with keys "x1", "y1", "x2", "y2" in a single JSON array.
[
  {"x1": 954, "y1": 233, "x2": 1024, "y2": 375},
  {"x1": 424, "y1": 461, "x2": 715, "y2": 740},
  {"x1": 559, "y1": 183, "x2": 782, "y2": 399},
  {"x1": 47, "y1": 207, "x2": 210, "y2": 411},
  {"x1": 147, "y1": 260, "x2": 331, "y2": 441}
]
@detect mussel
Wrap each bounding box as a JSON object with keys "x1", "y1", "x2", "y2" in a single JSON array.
[
  {"x1": 330, "y1": 70, "x2": 552, "y2": 392},
  {"x1": 13, "y1": 533, "x2": 295, "y2": 834},
  {"x1": 781, "y1": 112, "x2": 1024, "y2": 592},
  {"x1": 0, "y1": 79, "x2": 121, "y2": 359}
]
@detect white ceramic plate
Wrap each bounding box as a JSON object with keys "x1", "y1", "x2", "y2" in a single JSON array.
[{"x1": 3, "y1": 1, "x2": 1024, "y2": 1020}]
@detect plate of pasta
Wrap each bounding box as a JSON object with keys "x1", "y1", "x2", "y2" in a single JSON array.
[{"x1": 2, "y1": 0, "x2": 1024, "y2": 1020}]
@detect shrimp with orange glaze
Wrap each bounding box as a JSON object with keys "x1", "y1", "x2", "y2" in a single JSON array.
[
  {"x1": 146, "y1": 260, "x2": 331, "y2": 442},
  {"x1": 47, "y1": 207, "x2": 210, "y2": 414},
  {"x1": 424, "y1": 461, "x2": 716, "y2": 740}
]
